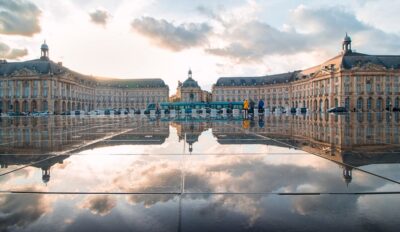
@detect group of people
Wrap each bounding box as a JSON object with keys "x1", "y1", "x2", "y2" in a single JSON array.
[{"x1": 243, "y1": 99, "x2": 264, "y2": 119}]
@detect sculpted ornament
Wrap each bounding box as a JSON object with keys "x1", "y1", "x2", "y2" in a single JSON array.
[
  {"x1": 352, "y1": 61, "x2": 386, "y2": 71},
  {"x1": 11, "y1": 67, "x2": 39, "y2": 77}
]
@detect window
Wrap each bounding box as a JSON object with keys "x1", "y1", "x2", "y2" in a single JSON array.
[
  {"x1": 366, "y1": 81, "x2": 372, "y2": 93},
  {"x1": 376, "y1": 84, "x2": 381, "y2": 93},
  {"x1": 345, "y1": 97, "x2": 350, "y2": 110},
  {"x1": 344, "y1": 84, "x2": 350, "y2": 94},
  {"x1": 357, "y1": 98, "x2": 363, "y2": 110},
  {"x1": 0, "y1": 81, "x2": 2, "y2": 97},
  {"x1": 377, "y1": 98, "x2": 382, "y2": 110},
  {"x1": 33, "y1": 81, "x2": 38, "y2": 97},
  {"x1": 16, "y1": 81, "x2": 21, "y2": 97},
  {"x1": 386, "y1": 97, "x2": 391, "y2": 109},
  {"x1": 7, "y1": 81, "x2": 12, "y2": 97},
  {"x1": 367, "y1": 98, "x2": 372, "y2": 110},
  {"x1": 356, "y1": 85, "x2": 361, "y2": 94}
]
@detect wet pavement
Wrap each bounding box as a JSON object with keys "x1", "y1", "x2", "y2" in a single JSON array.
[{"x1": 0, "y1": 112, "x2": 400, "y2": 231}]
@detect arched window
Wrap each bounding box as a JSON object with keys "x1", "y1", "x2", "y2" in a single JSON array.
[
  {"x1": 386, "y1": 97, "x2": 391, "y2": 110},
  {"x1": 357, "y1": 98, "x2": 363, "y2": 111},
  {"x1": 345, "y1": 97, "x2": 350, "y2": 110},
  {"x1": 367, "y1": 98, "x2": 372, "y2": 110},
  {"x1": 377, "y1": 98, "x2": 383, "y2": 111}
]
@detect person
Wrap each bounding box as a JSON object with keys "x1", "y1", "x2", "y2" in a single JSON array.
[
  {"x1": 243, "y1": 99, "x2": 249, "y2": 119},
  {"x1": 258, "y1": 99, "x2": 264, "y2": 114},
  {"x1": 249, "y1": 100, "x2": 255, "y2": 119}
]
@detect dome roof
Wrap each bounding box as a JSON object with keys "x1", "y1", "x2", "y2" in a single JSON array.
[
  {"x1": 41, "y1": 41, "x2": 48, "y2": 50},
  {"x1": 344, "y1": 33, "x2": 351, "y2": 42},
  {"x1": 182, "y1": 77, "x2": 200, "y2": 88}
]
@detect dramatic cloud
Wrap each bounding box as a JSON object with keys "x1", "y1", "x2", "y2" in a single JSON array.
[
  {"x1": 131, "y1": 16, "x2": 212, "y2": 51},
  {"x1": 81, "y1": 195, "x2": 116, "y2": 216},
  {"x1": 89, "y1": 9, "x2": 109, "y2": 26},
  {"x1": 0, "y1": 0, "x2": 41, "y2": 36},
  {"x1": 0, "y1": 42, "x2": 28, "y2": 59},
  {"x1": 199, "y1": 4, "x2": 400, "y2": 62}
]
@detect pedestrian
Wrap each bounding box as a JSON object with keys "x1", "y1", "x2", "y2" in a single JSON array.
[
  {"x1": 249, "y1": 100, "x2": 255, "y2": 118},
  {"x1": 258, "y1": 99, "x2": 264, "y2": 114},
  {"x1": 243, "y1": 99, "x2": 249, "y2": 119}
]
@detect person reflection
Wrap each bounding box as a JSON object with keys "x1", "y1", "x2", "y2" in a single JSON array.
[
  {"x1": 258, "y1": 117, "x2": 265, "y2": 128},
  {"x1": 242, "y1": 119, "x2": 250, "y2": 129}
]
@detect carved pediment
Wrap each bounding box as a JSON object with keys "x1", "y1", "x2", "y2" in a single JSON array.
[
  {"x1": 11, "y1": 67, "x2": 39, "y2": 77},
  {"x1": 351, "y1": 61, "x2": 387, "y2": 71}
]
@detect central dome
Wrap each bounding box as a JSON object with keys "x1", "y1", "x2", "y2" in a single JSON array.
[{"x1": 182, "y1": 77, "x2": 199, "y2": 88}]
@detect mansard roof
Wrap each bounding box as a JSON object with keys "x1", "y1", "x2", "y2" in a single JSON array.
[
  {"x1": 0, "y1": 58, "x2": 168, "y2": 89},
  {"x1": 0, "y1": 59, "x2": 69, "y2": 76},
  {"x1": 215, "y1": 71, "x2": 299, "y2": 87},
  {"x1": 341, "y1": 52, "x2": 400, "y2": 69},
  {"x1": 96, "y1": 78, "x2": 168, "y2": 88}
]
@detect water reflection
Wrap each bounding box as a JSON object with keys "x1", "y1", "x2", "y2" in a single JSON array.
[{"x1": 0, "y1": 113, "x2": 399, "y2": 231}]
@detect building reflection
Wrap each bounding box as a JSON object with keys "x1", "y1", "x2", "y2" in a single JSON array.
[
  {"x1": 171, "y1": 120, "x2": 209, "y2": 153},
  {"x1": 1, "y1": 113, "x2": 399, "y2": 185},
  {"x1": 0, "y1": 116, "x2": 170, "y2": 183},
  {"x1": 211, "y1": 112, "x2": 400, "y2": 185}
]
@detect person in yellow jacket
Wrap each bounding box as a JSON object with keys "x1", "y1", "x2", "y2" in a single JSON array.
[{"x1": 243, "y1": 99, "x2": 249, "y2": 119}]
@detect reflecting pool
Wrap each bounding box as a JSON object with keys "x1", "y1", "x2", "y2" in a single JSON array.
[{"x1": 0, "y1": 112, "x2": 400, "y2": 231}]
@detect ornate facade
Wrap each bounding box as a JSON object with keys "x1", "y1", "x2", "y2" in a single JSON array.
[
  {"x1": 0, "y1": 42, "x2": 169, "y2": 114},
  {"x1": 174, "y1": 69, "x2": 211, "y2": 102},
  {"x1": 212, "y1": 34, "x2": 400, "y2": 112}
]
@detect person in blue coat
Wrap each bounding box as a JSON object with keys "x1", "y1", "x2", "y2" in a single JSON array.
[{"x1": 258, "y1": 99, "x2": 264, "y2": 113}]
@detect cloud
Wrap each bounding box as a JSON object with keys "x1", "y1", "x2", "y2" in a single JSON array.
[
  {"x1": 0, "y1": 187, "x2": 51, "y2": 231},
  {"x1": 131, "y1": 16, "x2": 212, "y2": 51},
  {"x1": 81, "y1": 195, "x2": 116, "y2": 216},
  {"x1": 89, "y1": 8, "x2": 109, "y2": 26},
  {"x1": 0, "y1": 0, "x2": 41, "y2": 36},
  {"x1": 0, "y1": 42, "x2": 28, "y2": 59},
  {"x1": 199, "y1": 4, "x2": 400, "y2": 62}
]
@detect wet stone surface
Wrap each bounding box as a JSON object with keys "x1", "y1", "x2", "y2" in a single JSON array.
[{"x1": 0, "y1": 113, "x2": 400, "y2": 231}]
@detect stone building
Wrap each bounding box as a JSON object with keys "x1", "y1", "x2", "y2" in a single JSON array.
[
  {"x1": 174, "y1": 69, "x2": 211, "y2": 102},
  {"x1": 212, "y1": 34, "x2": 400, "y2": 112},
  {"x1": 0, "y1": 42, "x2": 169, "y2": 114}
]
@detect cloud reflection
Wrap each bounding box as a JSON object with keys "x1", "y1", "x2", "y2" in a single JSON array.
[{"x1": 0, "y1": 187, "x2": 51, "y2": 231}]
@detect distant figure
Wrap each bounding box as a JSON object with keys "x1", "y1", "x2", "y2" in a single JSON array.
[
  {"x1": 258, "y1": 99, "x2": 264, "y2": 113},
  {"x1": 249, "y1": 100, "x2": 255, "y2": 117},
  {"x1": 243, "y1": 99, "x2": 249, "y2": 119}
]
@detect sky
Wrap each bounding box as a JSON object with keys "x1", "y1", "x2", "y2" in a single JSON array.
[{"x1": 1, "y1": 0, "x2": 400, "y2": 93}]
